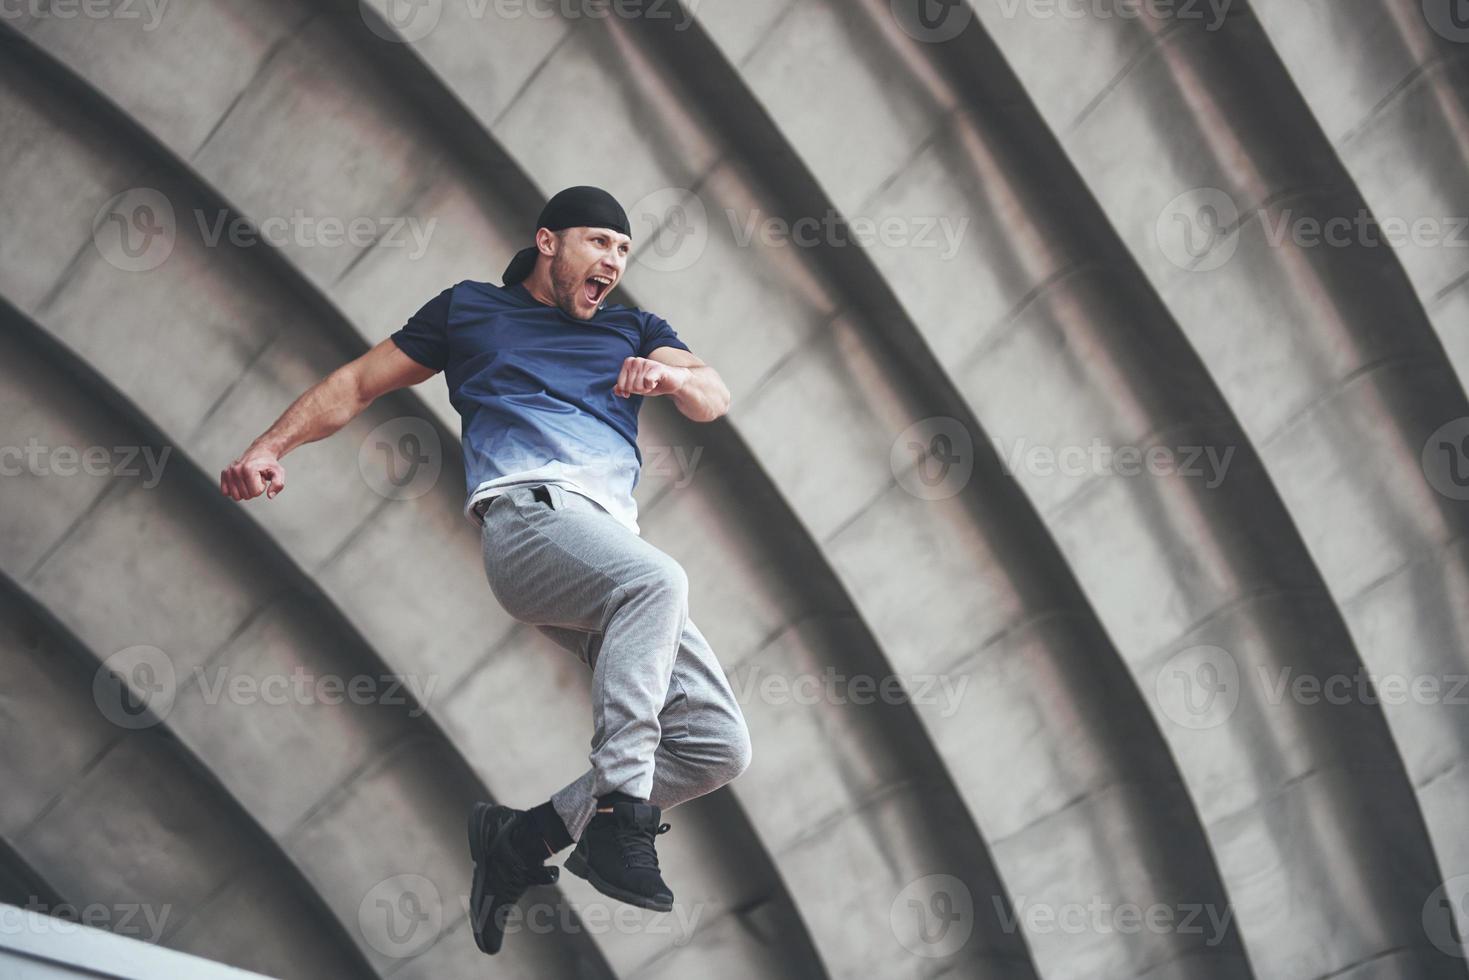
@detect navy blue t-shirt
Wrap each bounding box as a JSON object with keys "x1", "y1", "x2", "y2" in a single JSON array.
[{"x1": 390, "y1": 279, "x2": 690, "y2": 534}]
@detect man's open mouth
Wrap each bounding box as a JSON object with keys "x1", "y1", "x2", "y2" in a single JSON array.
[{"x1": 584, "y1": 274, "x2": 613, "y2": 305}]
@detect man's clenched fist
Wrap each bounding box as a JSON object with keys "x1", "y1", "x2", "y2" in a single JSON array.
[
  {"x1": 220, "y1": 450, "x2": 286, "y2": 501},
  {"x1": 614, "y1": 356, "x2": 691, "y2": 399}
]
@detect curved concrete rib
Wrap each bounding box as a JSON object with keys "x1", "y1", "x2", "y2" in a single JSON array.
[
  {"x1": 0, "y1": 574, "x2": 373, "y2": 979},
  {"x1": 358, "y1": 3, "x2": 1267, "y2": 978},
  {"x1": 0, "y1": 15, "x2": 820, "y2": 978},
  {"x1": 1247, "y1": 0, "x2": 1469, "y2": 885},
  {"x1": 0, "y1": 294, "x2": 604, "y2": 980},
  {"x1": 686, "y1": 1, "x2": 1469, "y2": 978},
  {"x1": 329, "y1": 7, "x2": 1041, "y2": 976},
  {"x1": 1248, "y1": 0, "x2": 1469, "y2": 385},
  {"x1": 964, "y1": 0, "x2": 1469, "y2": 975},
  {"x1": 4, "y1": 5, "x2": 1032, "y2": 978}
]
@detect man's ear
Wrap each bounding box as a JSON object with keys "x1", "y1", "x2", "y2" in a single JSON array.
[{"x1": 535, "y1": 226, "x2": 560, "y2": 257}]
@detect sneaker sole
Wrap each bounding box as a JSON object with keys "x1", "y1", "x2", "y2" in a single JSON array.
[
  {"x1": 469, "y1": 803, "x2": 561, "y2": 955},
  {"x1": 467, "y1": 803, "x2": 504, "y2": 955},
  {"x1": 563, "y1": 847, "x2": 674, "y2": 913}
]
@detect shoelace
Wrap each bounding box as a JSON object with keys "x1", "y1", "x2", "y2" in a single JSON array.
[{"x1": 618, "y1": 820, "x2": 672, "y2": 871}]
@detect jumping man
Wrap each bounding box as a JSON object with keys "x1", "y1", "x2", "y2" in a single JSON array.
[{"x1": 219, "y1": 186, "x2": 753, "y2": 955}]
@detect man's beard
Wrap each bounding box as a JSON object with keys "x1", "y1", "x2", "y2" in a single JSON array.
[{"x1": 549, "y1": 253, "x2": 592, "y2": 320}]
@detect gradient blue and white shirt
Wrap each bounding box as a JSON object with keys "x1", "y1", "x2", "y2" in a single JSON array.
[{"x1": 390, "y1": 279, "x2": 690, "y2": 536}]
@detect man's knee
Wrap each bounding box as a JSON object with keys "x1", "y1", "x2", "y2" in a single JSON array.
[
  {"x1": 714, "y1": 720, "x2": 753, "y2": 785},
  {"x1": 626, "y1": 556, "x2": 689, "y2": 606}
]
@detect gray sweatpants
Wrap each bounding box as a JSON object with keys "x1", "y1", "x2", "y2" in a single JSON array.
[{"x1": 479, "y1": 483, "x2": 752, "y2": 841}]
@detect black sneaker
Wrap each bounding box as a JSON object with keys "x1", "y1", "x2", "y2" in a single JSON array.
[
  {"x1": 563, "y1": 800, "x2": 674, "y2": 912},
  {"x1": 468, "y1": 803, "x2": 559, "y2": 955}
]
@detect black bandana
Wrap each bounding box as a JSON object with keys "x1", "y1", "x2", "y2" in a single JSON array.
[{"x1": 502, "y1": 186, "x2": 631, "y2": 286}]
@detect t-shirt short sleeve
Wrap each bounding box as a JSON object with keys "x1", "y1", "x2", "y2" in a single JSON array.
[
  {"x1": 390, "y1": 286, "x2": 453, "y2": 371},
  {"x1": 639, "y1": 314, "x2": 692, "y2": 358}
]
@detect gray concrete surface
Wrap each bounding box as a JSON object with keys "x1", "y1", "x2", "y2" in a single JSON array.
[{"x1": 1, "y1": 1, "x2": 1465, "y2": 978}]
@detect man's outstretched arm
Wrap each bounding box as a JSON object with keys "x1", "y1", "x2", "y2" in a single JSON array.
[
  {"x1": 615, "y1": 345, "x2": 731, "y2": 422},
  {"x1": 220, "y1": 338, "x2": 438, "y2": 501}
]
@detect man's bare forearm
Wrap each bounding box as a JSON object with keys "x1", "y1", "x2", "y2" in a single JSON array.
[
  {"x1": 671, "y1": 365, "x2": 731, "y2": 422},
  {"x1": 248, "y1": 368, "x2": 366, "y2": 458}
]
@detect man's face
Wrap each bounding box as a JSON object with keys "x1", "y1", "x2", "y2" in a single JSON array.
[{"x1": 545, "y1": 226, "x2": 630, "y2": 320}]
